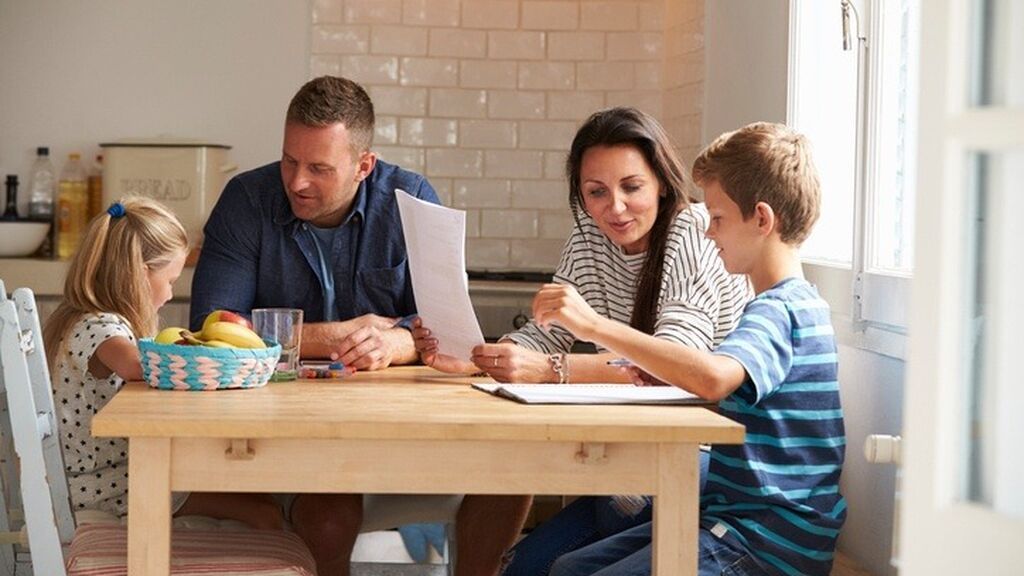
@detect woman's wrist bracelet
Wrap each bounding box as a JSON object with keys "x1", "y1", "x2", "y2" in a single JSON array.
[{"x1": 548, "y1": 353, "x2": 568, "y2": 384}]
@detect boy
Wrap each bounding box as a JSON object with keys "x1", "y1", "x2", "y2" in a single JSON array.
[{"x1": 531, "y1": 122, "x2": 846, "y2": 575}]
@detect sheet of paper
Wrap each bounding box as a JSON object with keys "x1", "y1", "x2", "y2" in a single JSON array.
[
  {"x1": 396, "y1": 189, "x2": 485, "y2": 361},
  {"x1": 472, "y1": 383, "x2": 709, "y2": 405}
]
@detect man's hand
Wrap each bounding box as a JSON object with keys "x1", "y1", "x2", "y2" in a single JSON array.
[
  {"x1": 333, "y1": 325, "x2": 405, "y2": 371},
  {"x1": 470, "y1": 342, "x2": 555, "y2": 383},
  {"x1": 412, "y1": 318, "x2": 479, "y2": 374}
]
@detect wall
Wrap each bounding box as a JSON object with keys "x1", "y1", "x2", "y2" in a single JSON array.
[
  {"x1": 702, "y1": 0, "x2": 789, "y2": 141},
  {"x1": 704, "y1": 2, "x2": 902, "y2": 574},
  {"x1": 0, "y1": 0, "x2": 308, "y2": 216},
  {"x1": 309, "y1": 0, "x2": 704, "y2": 271}
]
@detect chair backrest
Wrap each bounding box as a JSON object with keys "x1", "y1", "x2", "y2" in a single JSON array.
[{"x1": 0, "y1": 285, "x2": 76, "y2": 576}]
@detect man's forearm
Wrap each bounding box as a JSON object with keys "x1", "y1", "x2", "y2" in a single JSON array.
[
  {"x1": 301, "y1": 320, "x2": 419, "y2": 365},
  {"x1": 383, "y1": 327, "x2": 419, "y2": 365},
  {"x1": 300, "y1": 320, "x2": 362, "y2": 358}
]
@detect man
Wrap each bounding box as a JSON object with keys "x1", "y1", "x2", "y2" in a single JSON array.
[{"x1": 191, "y1": 76, "x2": 530, "y2": 576}]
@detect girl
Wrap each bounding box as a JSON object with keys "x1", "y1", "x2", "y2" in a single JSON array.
[
  {"x1": 43, "y1": 197, "x2": 282, "y2": 529},
  {"x1": 414, "y1": 107, "x2": 751, "y2": 575}
]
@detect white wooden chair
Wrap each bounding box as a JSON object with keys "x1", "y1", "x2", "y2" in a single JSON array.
[{"x1": 0, "y1": 282, "x2": 317, "y2": 576}]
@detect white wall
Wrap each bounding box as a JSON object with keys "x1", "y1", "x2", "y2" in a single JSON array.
[
  {"x1": 702, "y1": 0, "x2": 789, "y2": 142},
  {"x1": 0, "y1": 0, "x2": 309, "y2": 216},
  {"x1": 704, "y1": 2, "x2": 904, "y2": 574}
]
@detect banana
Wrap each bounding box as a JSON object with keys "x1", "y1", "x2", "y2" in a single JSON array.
[
  {"x1": 201, "y1": 322, "x2": 266, "y2": 349},
  {"x1": 202, "y1": 339, "x2": 234, "y2": 349},
  {"x1": 179, "y1": 330, "x2": 206, "y2": 346}
]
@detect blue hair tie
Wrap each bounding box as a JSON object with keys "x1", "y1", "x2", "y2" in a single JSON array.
[{"x1": 106, "y1": 202, "x2": 126, "y2": 218}]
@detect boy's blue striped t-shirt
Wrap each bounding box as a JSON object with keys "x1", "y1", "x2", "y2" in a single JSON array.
[{"x1": 705, "y1": 277, "x2": 846, "y2": 576}]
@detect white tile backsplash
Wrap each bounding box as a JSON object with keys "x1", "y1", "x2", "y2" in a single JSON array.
[
  {"x1": 371, "y1": 26, "x2": 428, "y2": 55},
  {"x1": 429, "y1": 28, "x2": 487, "y2": 58},
  {"x1": 488, "y1": 31, "x2": 546, "y2": 60},
  {"x1": 402, "y1": 0, "x2": 461, "y2": 27},
  {"x1": 461, "y1": 1, "x2": 519, "y2": 30},
  {"x1": 580, "y1": 2, "x2": 639, "y2": 32},
  {"x1": 517, "y1": 62, "x2": 575, "y2": 90},
  {"x1": 547, "y1": 31, "x2": 605, "y2": 61},
  {"x1": 426, "y1": 148, "x2": 485, "y2": 177},
  {"x1": 345, "y1": 0, "x2": 402, "y2": 24},
  {"x1": 521, "y1": 1, "x2": 578, "y2": 31},
  {"x1": 459, "y1": 120, "x2": 518, "y2": 149},
  {"x1": 342, "y1": 55, "x2": 400, "y2": 84},
  {"x1": 313, "y1": 25, "x2": 370, "y2": 54},
  {"x1": 308, "y1": 0, "x2": 705, "y2": 272}
]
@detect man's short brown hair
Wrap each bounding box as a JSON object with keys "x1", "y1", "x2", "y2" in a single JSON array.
[
  {"x1": 692, "y1": 122, "x2": 821, "y2": 245},
  {"x1": 286, "y1": 76, "x2": 375, "y2": 153}
]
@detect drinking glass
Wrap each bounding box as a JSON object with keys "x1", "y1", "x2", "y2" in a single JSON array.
[{"x1": 251, "y1": 308, "x2": 303, "y2": 382}]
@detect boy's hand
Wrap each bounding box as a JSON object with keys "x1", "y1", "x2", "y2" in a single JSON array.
[
  {"x1": 531, "y1": 284, "x2": 603, "y2": 340},
  {"x1": 626, "y1": 366, "x2": 670, "y2": 387}
]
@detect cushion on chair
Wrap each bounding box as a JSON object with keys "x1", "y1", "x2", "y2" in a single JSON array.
[{"x1": 65, "y1": 523, "x2": 317, "y2": 576}]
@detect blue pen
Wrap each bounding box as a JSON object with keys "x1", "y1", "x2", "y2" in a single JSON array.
[{"x1": 606, "y1": 358, "x2": 634, "y2": 367}]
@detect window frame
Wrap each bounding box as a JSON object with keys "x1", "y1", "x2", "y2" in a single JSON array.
[{"x1": 789, "y1": 0, "x2": 915, "y2": 359}]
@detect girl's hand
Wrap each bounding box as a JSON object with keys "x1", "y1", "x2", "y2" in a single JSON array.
[
  {"x1": 471, "y1": 342, "x2": 555, "y2": 383},
  {"x1": 531, "y1": 284, "x2": 603, "y2": 340},
  {"x1": 412, "y1": 318, "x2": 478, "y2": 374}
]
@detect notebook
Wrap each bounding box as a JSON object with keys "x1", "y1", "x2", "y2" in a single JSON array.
[{"x1": 472, "y1": 383, "x2": 709, "y2": 405}]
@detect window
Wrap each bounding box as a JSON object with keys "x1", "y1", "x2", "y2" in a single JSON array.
[{"x1": 789, "y1": 0, "x2": 921, "y2": 345}]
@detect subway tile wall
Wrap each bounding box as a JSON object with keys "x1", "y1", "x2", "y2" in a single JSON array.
[{"x1": 311, "y1": 0, "x2": 705, "y2": 271}]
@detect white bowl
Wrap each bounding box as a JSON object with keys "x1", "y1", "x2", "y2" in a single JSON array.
[{"x1": 0, "y1": 221, "x2": 51, "y2": 257}]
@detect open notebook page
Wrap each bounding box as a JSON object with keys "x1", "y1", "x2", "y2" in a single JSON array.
[{"x1": 472, "y1": 383, "x2": 710, "y2": 405}]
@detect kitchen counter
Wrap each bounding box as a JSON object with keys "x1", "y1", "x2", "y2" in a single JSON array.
[
  {"x1": 0, "y1": 258, "x2": 543, "y2": 339},
  {"x1": 0, "y1": 258, "x2": 543, "y2": 298}
]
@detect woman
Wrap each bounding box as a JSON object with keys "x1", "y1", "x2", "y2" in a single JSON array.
[{"x1": 414, "y1": 107, "x2": 751, "y2": 575}]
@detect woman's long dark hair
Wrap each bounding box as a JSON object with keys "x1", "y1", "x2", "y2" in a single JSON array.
[{"x1": 566, "y1": 107, "x2": 693, "y2": 335}]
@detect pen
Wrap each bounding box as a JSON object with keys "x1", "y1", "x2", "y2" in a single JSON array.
[{"x1": 606, "y1": 358, "x2": 634, "y2": 367}]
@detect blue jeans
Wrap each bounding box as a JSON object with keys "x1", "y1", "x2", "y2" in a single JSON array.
[
  {"x1": 502, "y1": 451, "x2": 710, "y2": 576},
  {"x1": 547, "y1": 522, "x2": 766, "y2": 576}
]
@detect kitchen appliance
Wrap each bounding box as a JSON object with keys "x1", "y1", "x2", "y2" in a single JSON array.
[{"x1": 100, "y1": 139, "x2": 236, "y2": 245}]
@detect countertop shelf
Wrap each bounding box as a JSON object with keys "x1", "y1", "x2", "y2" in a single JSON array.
[{"x1": 0, "y1": 258, "x2": 544, "y2": 299}]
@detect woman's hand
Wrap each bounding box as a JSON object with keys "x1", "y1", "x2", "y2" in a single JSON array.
[
  {"x1": 412, "y1": 318, "x2": 479, "y2": 374},
  {"x1": 531, "y1": 283, "x2": 604, "y2": 341},
  {"x1": 471, "y1": 342, "x2": 556, "y2": 383}
]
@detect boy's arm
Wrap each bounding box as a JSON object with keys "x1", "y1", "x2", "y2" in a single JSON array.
[
  {"x1": 583, "y1": 317, "x2": 746, "y2": 401},
  {"x1": 532, "y1": 284, "x2": 746, "y2": 400}
]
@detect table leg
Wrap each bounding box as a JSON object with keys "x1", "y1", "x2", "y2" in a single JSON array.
[
  {"x1": 653, "y1": 443, "x2": 699, "y2": 575},
  {"x1": 127, "y1": 437, "x2": 171, "y2": 576}
]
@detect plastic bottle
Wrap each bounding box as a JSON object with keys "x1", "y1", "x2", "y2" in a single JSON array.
[
  {"x1": 28, "y1": 146, "x2": 56, "y2": 256},
  {"x1": 88, "y1": 154, "x2": 103, "y2": 219},
  {"x1": 56, "y1": 153, "x2": 89, "y2": 260},
  {"x1": 3, "y1": 175, "x2": 19, "y2": 221}
]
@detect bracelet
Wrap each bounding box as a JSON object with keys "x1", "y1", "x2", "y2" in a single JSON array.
[{"x1": 548, "y1": 353, "x2": 568, "y2": 384}]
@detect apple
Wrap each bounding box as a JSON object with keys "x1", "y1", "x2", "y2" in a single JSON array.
[{"x1": 201, "y1": 309, "x2": 252, "y2": 336}]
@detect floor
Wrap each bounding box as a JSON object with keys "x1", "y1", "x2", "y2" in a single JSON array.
[{"x1": 350, "y1": 531, "x2": 876, "y2": 576}]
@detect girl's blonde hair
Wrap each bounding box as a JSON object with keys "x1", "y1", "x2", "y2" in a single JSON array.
[{"x1": 43, "y1": 197, "x2": 188, "y2": 367}]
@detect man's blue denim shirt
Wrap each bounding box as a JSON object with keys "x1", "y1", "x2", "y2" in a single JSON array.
[{"x1": 189, "y1": 160, "x2": 439, "y2": 330}]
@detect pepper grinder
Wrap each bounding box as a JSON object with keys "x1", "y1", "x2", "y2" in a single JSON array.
[{"x1": 3, "y1": 175, "x2": 19, "y2": 221}]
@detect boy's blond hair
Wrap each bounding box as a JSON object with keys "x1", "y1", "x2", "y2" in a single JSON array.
[
  {"x1": 692, "y1": 122, "x2": 821, "y2": 245},
  {"x1": 43, "y1": 197, "x2": 189, "y2": 367}
]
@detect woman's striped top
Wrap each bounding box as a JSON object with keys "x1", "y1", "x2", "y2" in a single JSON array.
[
  {"x1": 707, "y1": 277, "x2": 847, "y2": 576},
  {"x1": 504, "y1": 204, "x2": 752, "y2": 353}
]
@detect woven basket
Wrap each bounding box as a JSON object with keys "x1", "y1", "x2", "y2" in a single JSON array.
[{"x1": 138, "y1": 338, "x2": 282, "y2": 391}]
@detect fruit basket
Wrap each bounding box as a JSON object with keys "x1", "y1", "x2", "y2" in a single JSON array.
[{"x1": 138, "y1": 338, "x2": 282, "y2": 391}]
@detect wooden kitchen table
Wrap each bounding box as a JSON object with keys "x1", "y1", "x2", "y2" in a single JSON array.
[{"x1": 92, "y1": 366, "x2": 744, "y2": 576}]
